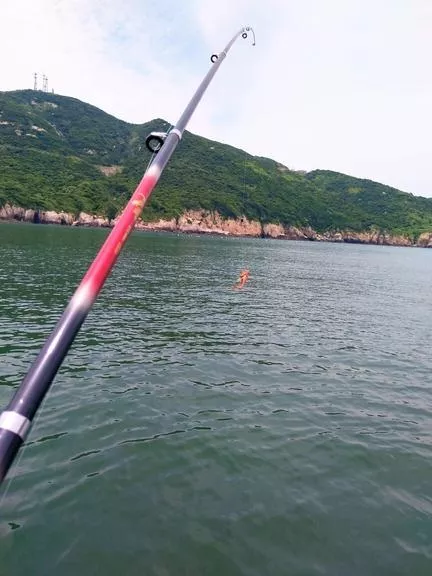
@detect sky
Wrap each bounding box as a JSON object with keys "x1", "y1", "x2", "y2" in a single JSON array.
[{"x1": 1, "y1": 0, "x2": 431, "y2": 197}]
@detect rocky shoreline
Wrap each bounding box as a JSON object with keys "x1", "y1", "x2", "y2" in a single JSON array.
[{"x1": 1, "y1": 203, "x2": 432, "y2": 248}]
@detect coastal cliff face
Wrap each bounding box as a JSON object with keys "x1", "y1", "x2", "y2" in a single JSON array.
[
  {"x1": 0, "y1": 204, "x2": 110, "y2": 227},
  {"x1": 416, "y1": 232, "x2": 432, "y2": 248},
  {"x1": 0, "y1": 204, "x2": 429, "y2": 247}
]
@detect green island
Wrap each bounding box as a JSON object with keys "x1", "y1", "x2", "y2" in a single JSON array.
[{"x1": 1, "y1": 89, "x2": 432, "y2": 246}]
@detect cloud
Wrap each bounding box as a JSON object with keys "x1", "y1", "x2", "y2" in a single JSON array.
[
  {"x1": 0, "y1": 0, "x2": 200, "y2": 123},
  {"x1": 1, "y1": 0, "x2": 431, "y2": 197}
]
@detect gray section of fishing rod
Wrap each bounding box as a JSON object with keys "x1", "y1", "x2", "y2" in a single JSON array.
[
  {"x1": 0, "y1": 305, "x2": 88, "y2": 483},
  {"x1": 0, "y1": 25, "x2": 254, "y2": 486},
  {"x1": 0, "y1": 430, "x2": 22, "y2": 483},
  {"x1": 146, "y1": 26, "x2": 255, "y2": 162},
  {"x1": 6, "y1": 305, "x2": 88, "y2": 421}
]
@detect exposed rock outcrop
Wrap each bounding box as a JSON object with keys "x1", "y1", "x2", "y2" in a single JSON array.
[
  {"x1": 98, "y1": 165, "x2": 123, "y2": 176},
  {"x1": 136, "y1": 218, "x2": 177, "y2": 232},
  {"x1": 42, "y1": 210, "x2": 74, "y2": 225},
  {"x1": 321, "y1": 229, "x2": 412, "y2": 246},
  {"x1": 0, "y1": 204, "x2": 36, "y2": 222},
  {"x1": 72, "y1": 212, "x2": 110, "y2": 227},
  {"x1": 263, "y1": 223, "x2": 286, "y2": 238},
  {"x1": 417, "y1": 232, "x2": 432, "y2": 248},
  {"x1": 1, "y1": 203, "x2": 430, "y2": 247},
  {"x1": 0, "y1": 204, "x2": 105, "y2": 226}
]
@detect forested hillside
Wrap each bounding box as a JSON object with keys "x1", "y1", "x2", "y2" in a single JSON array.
[{"x1": 1, "y1": 89, "x2": 431, "y2": 239}]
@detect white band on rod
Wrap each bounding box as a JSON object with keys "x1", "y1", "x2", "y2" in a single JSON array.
[{"x1": 0, "y1": 411, "x2": 31, "y2": 440}]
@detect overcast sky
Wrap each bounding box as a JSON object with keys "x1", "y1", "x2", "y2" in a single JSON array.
[{"x1": 1, "y1": 0, "x2": 431, "y2": 197}]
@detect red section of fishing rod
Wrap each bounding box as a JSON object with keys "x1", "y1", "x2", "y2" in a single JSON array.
[
  {"x1": 82, "y1": 167, "x2": 159, "y2": 294},
  {"x1": 0, "y1": 26, "x2": 255, "y2": 485}
]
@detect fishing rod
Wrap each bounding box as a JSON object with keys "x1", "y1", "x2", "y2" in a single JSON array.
[{"x1": 0, "y1": 26, "x2": 255, "y2": 484}]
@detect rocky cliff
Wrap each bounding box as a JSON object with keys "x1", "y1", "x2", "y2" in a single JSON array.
[{"x1": 0, "y1": 204, "x2": 429, "y2": 247}]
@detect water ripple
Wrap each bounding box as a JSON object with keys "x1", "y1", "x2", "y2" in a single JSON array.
[{"x1": 1, "y1": 225, "x2": 432, "y2": 575}]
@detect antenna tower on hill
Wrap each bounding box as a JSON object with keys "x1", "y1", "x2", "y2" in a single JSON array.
[{"x1": 33, "y1": 73, "x2": 38, "y2": 91}]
